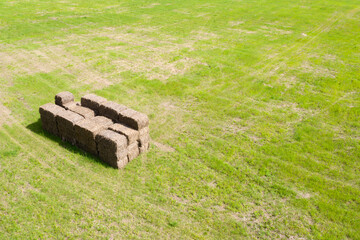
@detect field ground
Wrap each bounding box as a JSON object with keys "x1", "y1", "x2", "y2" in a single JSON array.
[{"x1": 0, "y1": 0, "x2": 359, "y2": 239}]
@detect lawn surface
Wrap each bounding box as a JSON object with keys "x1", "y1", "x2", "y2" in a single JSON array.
[{"x1": 0, "y1": 0, "x2": 359, "y2": 239}]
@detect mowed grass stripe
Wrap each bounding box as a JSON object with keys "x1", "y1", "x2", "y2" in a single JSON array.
[
  {"x1": 0, "y1": 128, "x2": 234, "y2": 239},
  {"x1": 0, "y1": 0, "x2": 359, "y2": 238}
]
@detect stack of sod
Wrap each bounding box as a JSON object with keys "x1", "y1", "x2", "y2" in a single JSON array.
[{"x1": 39, "y1": 91, "x2": 150, "y2": 169}]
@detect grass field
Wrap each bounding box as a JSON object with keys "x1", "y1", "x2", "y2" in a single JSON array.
[{"x1": 0, "y1": 0, "x2": 359, "y2": 239}]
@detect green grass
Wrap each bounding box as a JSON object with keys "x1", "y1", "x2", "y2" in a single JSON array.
[{"x1": 0, "y1": 0, "x2": 359, "y2": 239}]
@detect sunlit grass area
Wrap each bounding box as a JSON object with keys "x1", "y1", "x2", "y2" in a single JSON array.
[{"x1": 0, "y1": 0, "x2": 359, "y2": 239}]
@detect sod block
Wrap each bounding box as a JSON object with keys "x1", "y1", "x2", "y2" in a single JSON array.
[
  {"x1": 119, "y1": 109, "x2": 149, "y2": 130},
  {"x1": 138, "y1": 133, "x2": 150, "y2": 146},
  {"x1": 93, "y1": 116, "x2": 113, "y2": 126},
  {"x1": 55, "y1": 91, "x2": 74, "y2": 107},
  {"x1": 68, "y1": 105, "x2": 95, "y2": 119},
  {"x1": 56, "y1": 110, "x2": 84, "y2": 144},
  {"x1": 127, "y1": 142, "x2": 140, "y2": 162},
  {"x1": 74, "y1": 116, "x2": 113, "y2": 155},
  {"x1": 139, "y1": 126, "x2": 149, "y2": 136},
  {"x1": 108, "y1": 123, "x2": 139, "y2": 145},
  {"x1": 63, "y1": 101, "x2": 79, "y2": 110},
  {"x1": 96, "y1": 129, "x2": 128, "y2": 168},
  {"x1": 99, "y1": 101, "x2": 127, "y2": 122},
  {"x1": 139, "y1": 142, "x2": 150, "y2": 153},
  {"x1": 39, "y1": 103, "x2": 67, "y2": 136},
  {"x1": 81, "y1": 94, "x2": 107, "y2": 114}
]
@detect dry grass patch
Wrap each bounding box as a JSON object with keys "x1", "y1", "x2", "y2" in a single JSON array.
[
  {"x1": 0, "y1": 104, "x2": 11, "y2": 127},
  {"x1": 0, "y1": 44, "x2": 111, "y2": 87},
  {"x1": 233, "y1": 200, "x2": 313, "y2": 239},
  {"x1": 152, "y1": 141, "x2": 175, "y2": 152},
  {"x1": 260, "y1": 26, "x2": 293, "y2": 35},
  {"x1": 228, "y1": 28, "x2": 257, "y2": 34},
  {"x1": 300, "y1": 61, "x2": 336, "y2": 78},
  {"x1": 140, "y1": 3, "x2": 160, "y2": 9},
  {"x1": 1, "y1": 26, "x2": 216, "y2": 83},
  {"x1": 229, "y1": 21, "x2": 245, "y2": 26},
  {"x1": 63, "y1": 27, "x2": 213, "y2": 81}
]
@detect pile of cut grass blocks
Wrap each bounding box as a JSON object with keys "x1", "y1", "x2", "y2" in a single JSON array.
[{"x1": 39, "y1": 91, "x2": 150, "y2": 169}]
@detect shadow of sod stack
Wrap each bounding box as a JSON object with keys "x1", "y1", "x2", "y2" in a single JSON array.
[{"x1": 39, "y1": 91, "x2": 150, "y2": 169}]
